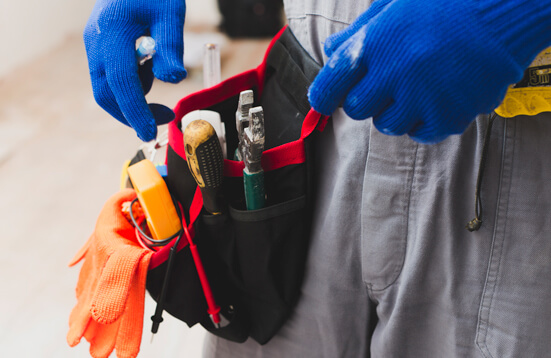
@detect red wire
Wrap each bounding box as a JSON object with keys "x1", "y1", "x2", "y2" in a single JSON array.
[
  {"x1": 139, "y1": 192, "x2": 221, "y2": 325},
  {"x1": 182, "y1": 222, "x2": 221, "y2": 324},
  {"x1": 134, "y1": 216, "x2": 159, "y2": 252}
]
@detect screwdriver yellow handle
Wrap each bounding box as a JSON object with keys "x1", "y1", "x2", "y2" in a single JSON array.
[{"x1": 183, "y1": 119, "x2": 225, "y2": 215}]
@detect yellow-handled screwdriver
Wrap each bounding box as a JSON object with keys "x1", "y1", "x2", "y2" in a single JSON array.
[{"x1": 184, "y1": 119, "x2": 225, "y2": 215}]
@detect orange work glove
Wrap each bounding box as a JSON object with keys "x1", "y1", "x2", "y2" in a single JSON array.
[{"x1": 67, "y1": 189, "x2": 154, "y2": 358}]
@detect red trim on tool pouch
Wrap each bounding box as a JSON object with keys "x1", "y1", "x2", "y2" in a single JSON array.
[
  {"x1": 256, "y1": 109, "x2": 327, "y2": 173},
  {"x1": 170, "y1": 109, "x2": 325, "y2": 177}
]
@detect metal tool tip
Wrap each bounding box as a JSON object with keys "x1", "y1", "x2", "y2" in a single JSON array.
[
  {"x1": 239, "y1": 90, "x2": 254, "y2": 104},
  {"x1": 248, "y1": 107, "x2": 265, "y2": 141},
  {"x1": 249, "y1": 107, "x2": 265, "y2": 125}
]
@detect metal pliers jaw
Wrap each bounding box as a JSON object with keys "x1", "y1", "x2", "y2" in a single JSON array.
[{"x1": 243, "y1": 107, "x2": 265, "y2": 174}]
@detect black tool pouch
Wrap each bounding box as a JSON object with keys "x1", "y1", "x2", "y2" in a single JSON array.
[{"x1": 146, "y1": 26, "x2": 327, "y2": 345}]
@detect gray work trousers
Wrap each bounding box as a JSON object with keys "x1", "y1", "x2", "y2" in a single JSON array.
[{"x1": 203, "y1": 1, "x2": 551, "y2": 356}]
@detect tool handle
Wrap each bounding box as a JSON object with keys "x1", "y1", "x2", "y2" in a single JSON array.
[
  {"x1": 184, "y1": 120, "x2": 225, "y2": 214},
  {"x1": 244, "y1": 170, "x2": 265, "y2": 210},
  {"x1": 201, "y1": 187, "x2": 224, "y2": 216}
]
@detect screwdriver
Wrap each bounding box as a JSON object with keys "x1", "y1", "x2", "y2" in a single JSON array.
[
  {"x1": 243, "y1": 107, "x2": 266, "y2": 210},
  {"x1": 136, "y1": 36, "x2": 156, "y2": 65},
  {"x1": 184, "y1": 119, "x2": 225, "y2": 215}
]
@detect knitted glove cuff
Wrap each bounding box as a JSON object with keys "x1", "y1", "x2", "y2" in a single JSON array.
[{"x1": 478, "y1": 0, "x2": 551, "y2": 68}]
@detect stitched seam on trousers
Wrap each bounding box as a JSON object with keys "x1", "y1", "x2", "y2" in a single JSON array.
[
  {"x1": 362, "y1": 123, "x2": 375, "y2": 300},
  {"x1": 369, "y1": 141, "x2": 419, "y2": 293},
  {"x1": 475, "y1": 116, "x2": 505, "y2": 357},
  {"x1": 475, "y1": 117, "x2": 515, "y2": 358},
  {"x1": 475, "y1": 115, "x2": 502, "y2": 358},
  {"x1": 362, "y1": 123, "x2": 378, "y2": 301},
  {"x1": 487, "y1": 120, "x2": 516, "y2": 357}
]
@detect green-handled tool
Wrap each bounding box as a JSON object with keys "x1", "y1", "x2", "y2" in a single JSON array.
[
  {"x1": 183, "y1": 119, "x2": 225, "y2": 215},
  {"x1": 243, "y1": 107, "x2": 265, "y2": 210}
]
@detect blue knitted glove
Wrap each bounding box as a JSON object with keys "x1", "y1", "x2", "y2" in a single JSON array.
[
  {"x1": 309, "y1": 0, "x2": 551, "y2": 143},
  {"x1": 84, "y1": 0, "x2": 186, "y2": 142}
]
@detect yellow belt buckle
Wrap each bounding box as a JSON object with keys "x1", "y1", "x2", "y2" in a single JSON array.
[{"x1": 495, "y1": 47, "x2": 551, "y2": 118}]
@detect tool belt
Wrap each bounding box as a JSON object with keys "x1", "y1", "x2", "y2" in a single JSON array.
[{"x1": 146, "y1": 26, "x2": 326, "y2": 345}]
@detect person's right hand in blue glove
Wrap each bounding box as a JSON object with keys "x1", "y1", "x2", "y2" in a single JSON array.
[
  {"x1": 84, "y1": 0, "x2": 187, "y2": 142},
  {"x1": 308, "y1": 0, "x2": 551, "y2": 143}
]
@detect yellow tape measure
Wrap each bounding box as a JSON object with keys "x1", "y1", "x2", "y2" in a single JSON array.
[{"x1": 495, "y1": 47, "x2": 551, "y2": 118}]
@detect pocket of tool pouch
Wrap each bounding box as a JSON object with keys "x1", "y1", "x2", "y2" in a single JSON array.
[{"x1": 199, "y1": 195, "x2": 309, "y2": 344}]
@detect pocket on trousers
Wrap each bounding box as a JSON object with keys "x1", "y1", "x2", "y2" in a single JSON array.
[{"x1": 476, "y1": 116, "x2": 551, "y2": 358}]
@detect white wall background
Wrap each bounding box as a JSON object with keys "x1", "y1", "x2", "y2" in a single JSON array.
[{"x1": 0, "y1": 0, "x2": 220, "y2": 79}]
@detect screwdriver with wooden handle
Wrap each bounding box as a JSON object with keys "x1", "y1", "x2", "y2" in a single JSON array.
[{"x1": 184, "y1": 119, "x2": 225, "y2": 215}]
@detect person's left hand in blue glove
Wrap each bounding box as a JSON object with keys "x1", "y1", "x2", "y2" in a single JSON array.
[
  {"x1": 308, "y1": 0, "x2": 551, "y2": 144},
  {"x1": 84, "y1": 0, "x2": 187, "y2": 142}
]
